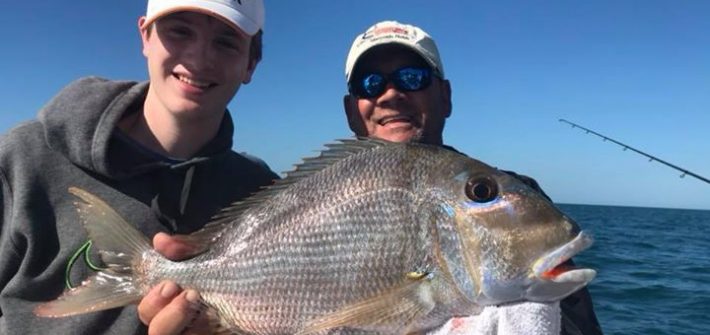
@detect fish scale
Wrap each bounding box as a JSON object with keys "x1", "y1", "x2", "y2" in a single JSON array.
[
  {"x1": 180, "y1": 202, "x2": 433, "y2": 332},
  {"x1": 161, "y1": 142, "x2": 445, "y2": 333},
  {"x1": 35, "y1": 138, "x2": 596, "y2": 334}
]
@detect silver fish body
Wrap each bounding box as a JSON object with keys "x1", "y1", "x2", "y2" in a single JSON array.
[{"x1": 36, "y1": 139, "x2": 596, "y2": 334}]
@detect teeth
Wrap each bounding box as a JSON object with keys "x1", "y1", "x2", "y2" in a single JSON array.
[
  {"x1": 177, "y1": 75, "x2": 211, "y2": 88},
  {"x1": 380, "y1": 116, "x2": 411, "y2": 125}
]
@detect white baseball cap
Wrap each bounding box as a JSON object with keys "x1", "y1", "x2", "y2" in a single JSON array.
[
  {"x1": 142, "y1": 0, "x2": 265, "y2": 36},
  {"x1": 345, "y1": 20, "x2": 444, "y2": 83}
]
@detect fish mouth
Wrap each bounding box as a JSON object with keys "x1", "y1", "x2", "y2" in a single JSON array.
[{"x1": 532, "y1": 231, "x2": 596, "y2": 282}]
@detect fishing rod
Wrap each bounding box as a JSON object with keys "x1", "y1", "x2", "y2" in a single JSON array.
[{"x1": 559, "y1": 119, "x2": 710, "y2": 185}]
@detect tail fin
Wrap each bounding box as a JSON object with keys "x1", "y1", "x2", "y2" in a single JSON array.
[{"x1": 34, "y1": 187, "x2": 152, "y2": 317}]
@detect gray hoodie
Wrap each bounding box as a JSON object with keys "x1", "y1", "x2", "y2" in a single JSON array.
[{"x1": 0, "y1": 77, "x2": 278, "y2": 334}]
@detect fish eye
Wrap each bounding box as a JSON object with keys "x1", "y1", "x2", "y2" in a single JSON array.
[{"x1": 465, "y1": 176, "x2": 499, "y2": 203}]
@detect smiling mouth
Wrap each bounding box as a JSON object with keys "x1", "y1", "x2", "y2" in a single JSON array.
[
  {"x1": 379, "y1": 115, "x2": 416, "y2": 126},
  {"x1": 532, "y1": 231, "x2": 596, "y2": 282},
  {"x1": 175, "y1": 74, "x2": 215, "y2": 89}
]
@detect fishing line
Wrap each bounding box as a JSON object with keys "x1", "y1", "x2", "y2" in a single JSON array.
[{"x1": 559, "y1": 119, "x2": 709, "y2": 185}]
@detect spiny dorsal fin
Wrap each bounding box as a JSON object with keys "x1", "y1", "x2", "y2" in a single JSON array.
[
  {"x1": 283, "y1": 137, "x2": 387, "y2": 177},
  {"x1": 202, "y1": 138, "x2": 391, "y2": 232}
]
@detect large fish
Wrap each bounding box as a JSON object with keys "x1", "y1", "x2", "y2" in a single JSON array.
[{"x1": 35, "y1": 139, "x2": 596, "y2": 334}]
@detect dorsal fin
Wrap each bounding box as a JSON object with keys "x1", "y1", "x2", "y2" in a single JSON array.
[
  {"x1": 188, "y1": 138, "x2": 391, "y2": 246},
  {"x1": 214, "y1": 138, "x2": 387, "y2": 219}
]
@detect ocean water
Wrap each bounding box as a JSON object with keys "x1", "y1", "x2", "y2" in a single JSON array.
[{"x1": 557, "y1": 204, "x2": 710, "y2": 335}]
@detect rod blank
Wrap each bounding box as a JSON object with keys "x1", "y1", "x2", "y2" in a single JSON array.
[{"x1": 559, "y1": 119, "x2": 709, "y2": 185}]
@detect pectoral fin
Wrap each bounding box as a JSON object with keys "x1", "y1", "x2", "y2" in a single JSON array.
[
  {"x1": 195, "y1": 304, "x2": 249, "y2": 335},
  {"x1": 297, "y1": 276, "x2": 436, "y2": 335}
]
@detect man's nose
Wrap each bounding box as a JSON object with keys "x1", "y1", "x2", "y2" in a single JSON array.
[
  {"x1": 377, "y1": 81, "x2": 406, "y2": 103},
  {"x1": 183, "y1": 38, "x2": 215, "y2": 71}
]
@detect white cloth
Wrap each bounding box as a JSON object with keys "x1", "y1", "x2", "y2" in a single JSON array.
[{"x1": 428, "y1": 302, "x2": 561, "y2": 335}]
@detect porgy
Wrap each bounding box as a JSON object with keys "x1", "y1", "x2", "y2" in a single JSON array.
[{"x1": 35, "y1": 138, "x2": 596, "y2": 334}]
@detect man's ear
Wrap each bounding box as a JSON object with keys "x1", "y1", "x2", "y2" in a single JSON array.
[
  {"x1": 343, "y1": 95, "x2": 367, "y2": 136},
  {"x1": 440, "y1": 79, "x2": 452, "y2": 118},
  {"x1": 242, "y1": 57, "x2": 258, "y2": 84},
  {"x1": 138, "y1": 17, "x2": 149, "y2": 58}
]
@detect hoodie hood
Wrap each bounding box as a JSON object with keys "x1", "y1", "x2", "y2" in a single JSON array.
[{"x1": 38, "y1": 76, "x2": 234, "y2": 180}]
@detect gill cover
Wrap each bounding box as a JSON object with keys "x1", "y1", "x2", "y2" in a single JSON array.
[{"x1": 433, "y1": 171, "x2": 504, "y2": 304}]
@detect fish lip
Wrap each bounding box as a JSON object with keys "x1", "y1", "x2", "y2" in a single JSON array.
[{"x1": 532, "y1": 231, "x2": 594, "y2": 279}]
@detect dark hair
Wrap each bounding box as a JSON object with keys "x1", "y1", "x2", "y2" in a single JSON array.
[{"x1": 145, "y1": 24, "x2": 263, "y2": 64}]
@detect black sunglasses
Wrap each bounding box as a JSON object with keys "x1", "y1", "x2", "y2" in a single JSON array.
[{"x1": 348, "y1": 66, "x2": 433, "y2": 98}]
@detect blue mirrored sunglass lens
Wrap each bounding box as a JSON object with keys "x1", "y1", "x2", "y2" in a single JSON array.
[
  {"x1": 362, "y1": 74, "x2": 386, "y2": 97},
  {"x1": 354, "y1": 67, "x2": 432, "y2": 98},
  {"x1": 396, "y1": 68, "x2": 428, "y2": 90}
]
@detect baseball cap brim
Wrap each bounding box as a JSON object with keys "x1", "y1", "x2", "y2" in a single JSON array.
[
  {"x1": 347, "y1": 41, "x2": 440, "y2": 82},
  {"x1": 142, "y1": 0, "x2": 263, "y2": 36}
]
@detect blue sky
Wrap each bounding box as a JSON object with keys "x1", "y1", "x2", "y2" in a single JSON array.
[{"x1": 2, "y1": 1, "x2": 708, "y2": 210}]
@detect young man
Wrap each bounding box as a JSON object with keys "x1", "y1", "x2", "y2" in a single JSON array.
[
  {"x1": 343, "y1": 20, "x2": 604, "y2": 335},
  {"x1": 0, "y1": 1, "x2": 277, "y2": 334}
]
